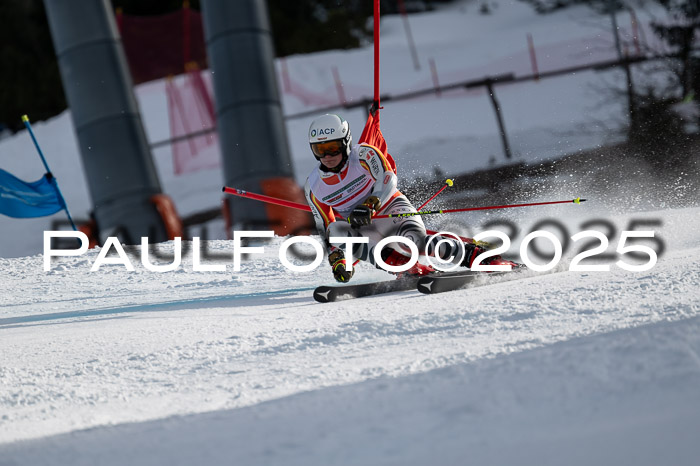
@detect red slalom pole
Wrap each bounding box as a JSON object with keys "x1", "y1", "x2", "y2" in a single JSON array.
[
  {"x1": 417, "y1": 179, "x2": 453, "y2": 210},
  {"x1": 373, "y1": 0, "x2": 381, "y2": 109},
  {"x1": 225, "y1": 181, "x2": 455, "y2": 217},
  {"x1": 375, "y1": 198, "x2": 586, "y2": 219},
  {"x1": 222, "y1": 185, "x2": 467, "y2": 245},
  {"x1": 223, "y1": 186, "x2": 311, "y2": 212},
  {"x1": 222, "y1": 186, "x2": 585, "y2": 246},
  {"x1": 224, "y1": 186, "x2": 585, "y2": 219}
]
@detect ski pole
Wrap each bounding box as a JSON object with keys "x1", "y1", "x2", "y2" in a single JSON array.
[
  {"x1": 222, "y1": 186, "x2": 585, "y2": 239},
  {"x1": 223, "y1": 186, "x2": 310, "y2": 211},
  {"x1": 225, "y1": 180, "x2": 456, "y2": 216},
  {"x1": 374, "y1": 198, "x2": 586, "y2": 219},
  {"x1": 417, "y1": 178, "x2": 453, "y2": 210},
  {"x1": 223, "y1": 184, "x2": 457, "y2": 245},
  {"x1": 352, "y1": 177, "x2": 449, "y2": 267}
]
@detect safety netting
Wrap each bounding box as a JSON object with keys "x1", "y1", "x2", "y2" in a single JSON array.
[
  {"x1": 116, "y1": 7, "x2": 207, "y2": 85},
  {"x1": 166, "y1": 68, "x2": 219, "y2": 175}
]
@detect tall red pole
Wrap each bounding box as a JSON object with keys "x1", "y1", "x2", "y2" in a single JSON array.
[{"x1": 373, "y1": 0, "x2": 381, "y2": 110}]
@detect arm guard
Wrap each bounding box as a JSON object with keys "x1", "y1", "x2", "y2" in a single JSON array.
[{"x1": 358, "y1": 145, "x2": 397, "y2": 209}]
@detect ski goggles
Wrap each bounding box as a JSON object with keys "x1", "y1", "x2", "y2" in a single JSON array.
[{"x1": 311, "y1": 140, "x2": 344, "y2": 159}]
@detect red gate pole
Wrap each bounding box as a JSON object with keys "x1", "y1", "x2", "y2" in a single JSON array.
[{"x1": 373, "y1": 0, "x2": 381, "y2": 112}]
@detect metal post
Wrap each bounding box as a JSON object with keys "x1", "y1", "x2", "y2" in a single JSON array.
[
  {"x1": 466, "y1": 74, "x2": 514, "y2": 160},
  {"x1": 43, "y1": 0, "x2": 170, "y2": 244},
  {"x1": 398, "y1": 0, "x2": 421, "y2": 71},
  {"x1": 201, "y1": 0, "x2": 302, "y2": 232},
  {"x1": 485, "y1": 80, "x2": 512, "y2": 160}
]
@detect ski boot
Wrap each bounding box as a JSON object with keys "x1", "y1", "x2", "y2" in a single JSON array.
[
  {"x1": 462, "y1": 242, "x2": 520, "y2": 269},
  {"x1": 381, "y1": 249, "x2": 435, "y2": 278}
]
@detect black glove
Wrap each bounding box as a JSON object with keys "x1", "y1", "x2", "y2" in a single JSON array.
[
  {"x1": 348, "y1": 195, "x2": 380, "y2": 228},
  {"x1": 329, "y1": 249, "x2": 354, "y2": 283},
  {"x1": 461, "y1": 242, "x2": 486, "y2": 268}
]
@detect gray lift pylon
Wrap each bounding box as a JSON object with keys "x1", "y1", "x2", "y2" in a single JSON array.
[
  {"x1": 201, "y1": 0, "x2": 307, "y2": 233},
  {"x1": 43, "y1": 0, "x2": 173, "y2": 244}
]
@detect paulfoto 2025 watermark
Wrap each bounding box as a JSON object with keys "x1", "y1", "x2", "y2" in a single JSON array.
[{"x1": 43, "y1": 227, "x2": 660, "y2": 274}]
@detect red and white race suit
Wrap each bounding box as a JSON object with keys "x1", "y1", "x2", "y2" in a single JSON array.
[{"x1": 304, "y1": 143, "x2": 429, "y2": 264}]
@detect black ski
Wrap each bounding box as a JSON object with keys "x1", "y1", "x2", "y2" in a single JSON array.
[
  {"x1": 312, "y1": 269, "x2": 485, "y2": 303},
  {"x1": 416, "y1": 267, "x2": 525, "y2": 294},
  {"x1": 314, "y1": 269, "x2": 529, "y2": 301},
  {"x1": 313, "y1": 277, "x2": 419, "y2": 303},
  {"x1": 416, "y1": 272, "x2": 481, "y2": 294}
]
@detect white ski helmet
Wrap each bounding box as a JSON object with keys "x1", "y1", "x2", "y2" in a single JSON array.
[{"x1": 308, "y1": 114, "x2": 352, "y2": 160}]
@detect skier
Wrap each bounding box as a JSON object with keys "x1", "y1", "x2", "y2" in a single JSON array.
[{"x1": 304, "y1": 114, "x2": 516, "y2": 283}]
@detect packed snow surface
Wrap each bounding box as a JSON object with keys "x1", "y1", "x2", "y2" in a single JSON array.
[
  {"x1": 1, "y1": 1, "x2": 699, "y2": 464},
  {"x1": 1, "y1": 205, "x2": 699, "y2": 464}
]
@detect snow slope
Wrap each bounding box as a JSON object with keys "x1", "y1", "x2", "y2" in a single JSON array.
[
  {"x1": 1, "y1": 1, "x2": 699, "y2": 464},
  {"x1": 1, "y1": 205, "x2": 699, "y2": 464}
]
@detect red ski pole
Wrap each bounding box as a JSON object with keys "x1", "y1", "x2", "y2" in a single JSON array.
[
  {"x1": 417, "y1": 179, "x2": 453, "y2": 210},
  {"x1": 223, "y1": 186, "x2": 310, "y2": 211},
  {"x1": 222, "y1": 186, "x2": 586, "y2": 239},
  {"x1": 224, "y1": 181, "x2": 455, "y2": 218},
  {"x1": 374, "y1": 198, "x2": 586, "y2": 219},
  {"x1": 223, "y1": 185, "x2": 467, "y2": 244}
]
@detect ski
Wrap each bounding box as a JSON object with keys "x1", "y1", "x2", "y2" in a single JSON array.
[
  {"x1": 416, "y1": 266, "x2": 526, "y2": 295},
  {"x1": 416, "y1": 272, "x2": 483, "y2": 294},
  {"x1": 313, "y1": 264, "x2": 530, "y2": 302},
  {"x1": 312, "y1": 270, "x2": 481, "y2": 303},
  {"x1": 313, "y1": 276, "x2": 419, "y2": 303}
]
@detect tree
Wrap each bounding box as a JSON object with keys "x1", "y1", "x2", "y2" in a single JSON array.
[
  {"x1": 627, "y1": 0, "x2": 700, "y2": 167},
  {"x1": 650, "y1": 0, "x2": 700, "y2": 98},
  {"x1": 267, "y1": 0, "x2": 373, "y2": 57},
  {"x1": 517, "y1": 0, "x2": 625, "y2": 14},
  {"x1": 0, "y1": 0, "x2": 66, "y2": 133}
]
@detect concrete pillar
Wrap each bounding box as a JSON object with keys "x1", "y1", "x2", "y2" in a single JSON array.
[
  {"x1": 44, "y1": 0, "x2": 171, "y2": 244},
  {"x1": 201, "y1": 0, "x2": 307, "y2": 233}
]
